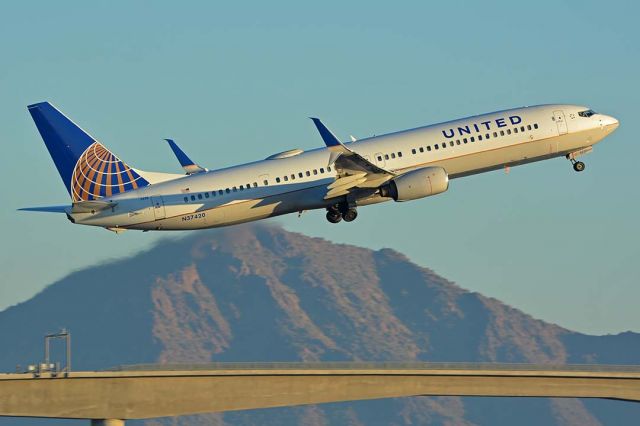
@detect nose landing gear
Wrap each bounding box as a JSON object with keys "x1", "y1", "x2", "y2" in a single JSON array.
[
  {"x1": 566, "y1": 147, "x2": 592, "y2": 173},
  {"x1": 572, "y1": 160, "x2": 586, "y2": 172}
]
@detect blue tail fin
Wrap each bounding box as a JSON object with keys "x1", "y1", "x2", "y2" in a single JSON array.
[{"x1": 28, "y1": 102, "x2": 150, "y2": 202}]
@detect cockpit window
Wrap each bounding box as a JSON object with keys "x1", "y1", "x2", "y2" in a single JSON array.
[{"x1": 578, "y1": 109, "x2": 597, "y2": 118}]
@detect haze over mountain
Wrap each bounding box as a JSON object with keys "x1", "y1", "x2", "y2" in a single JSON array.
[{"x1": 1, "y1": 225, "x2": 639, "y2": 425}]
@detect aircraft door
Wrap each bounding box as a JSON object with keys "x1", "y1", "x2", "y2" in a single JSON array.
[
  {"x1": 374, "y1": 152, "x2": 386, "y2": 168},
  {"x1": 553, "y1": 110, "x2": 568, "y2": 135},
  {"x1": 150, "y1": 196, "x2": 166, "y2": 220}
]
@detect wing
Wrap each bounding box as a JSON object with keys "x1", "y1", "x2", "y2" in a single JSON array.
[{"x1": 310, "y1": 118, "x2": 395, "y2": 199}]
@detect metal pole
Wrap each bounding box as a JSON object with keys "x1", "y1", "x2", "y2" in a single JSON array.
[
  {"x1": 44, "y1": 336, "x2": 50, "y2": 366},
  {"x1": 66, "y1": 331, "x2": 71, "y2": 375},
  {"x1": 43, "y1": 330, "x2": 71, "y2": 375}
]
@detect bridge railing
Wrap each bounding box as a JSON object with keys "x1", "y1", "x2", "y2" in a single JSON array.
[{"x1": 111, "y1": 362, "x2": 640, "y2": 373}]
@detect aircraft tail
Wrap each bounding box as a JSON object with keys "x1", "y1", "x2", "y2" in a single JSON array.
[{"x1": 28, "y1": 102, "x2": 152, "y2": 202}]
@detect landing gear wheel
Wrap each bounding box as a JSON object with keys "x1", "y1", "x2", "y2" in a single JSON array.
[
  {"x1": 573, "y1": 161, "x2": 585, "y2": 172},
  {"x1": 326, "y1": 210, "x2": 342, "y2": 224},
  {"x1": 342, "y1": 208, "x2": 358, "y2": 222}
]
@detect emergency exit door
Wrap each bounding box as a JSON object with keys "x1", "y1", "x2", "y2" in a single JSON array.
[{"x1": 553, "y1": 110, "x2": 568, "y2": 135}]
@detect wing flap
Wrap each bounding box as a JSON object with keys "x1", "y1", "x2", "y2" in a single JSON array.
[
  {"x1": 324, "y1": 175, "x2": 368, "y2": 200},
  {"x1": 326, "y1": 172, "x2": 367, "y2": 190}
]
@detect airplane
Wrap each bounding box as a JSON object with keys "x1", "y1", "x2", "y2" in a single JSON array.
[{"x1": 21, "y1": 102, "x2": 619, "y2": 233}]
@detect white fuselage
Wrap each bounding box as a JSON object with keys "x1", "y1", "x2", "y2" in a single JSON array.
[{"x1": 69, "y1": 104, "x2": 619, "y2": 231}]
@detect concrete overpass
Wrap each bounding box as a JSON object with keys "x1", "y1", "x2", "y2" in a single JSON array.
[{"x1": 1, "y1": 362, "x2": 640, "y2": 425}]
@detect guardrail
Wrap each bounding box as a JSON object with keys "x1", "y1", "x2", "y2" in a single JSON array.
[{"x1": 112, "y1": 361, "x2": 640, "y2": 373}]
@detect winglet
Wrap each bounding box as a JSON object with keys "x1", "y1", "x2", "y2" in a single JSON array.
[
  {"x1": 164, "y1": 139, "x2": 206, "y2": 174},
  {"x1": 310, "y1": 118, "x2": 343, "y2": 148}
]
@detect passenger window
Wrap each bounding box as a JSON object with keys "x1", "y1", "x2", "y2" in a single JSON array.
[
  {"x1": 313, "y1": 169, "x2": 318, "y2": 175},
  {"x1": 534, "y1": 123, "x2": 539, "y2": 129},
  {"x1": 184, "y1": 196, "x2": 188, "y2": 203},
  {"x1": 449, "y1": 141, "x2": 454, "y2": 147},
  {"x1": 527, "y1": 125, "x2": 532, "y2": 131},
  {"x1": 456, "y1": 139, "x2": 461, "y2": 145},
  {"x1": 463, "y1": 138, "x2": 468, "y2": 144},
  {"x1": 507, "y1": 129, "x2": 512, "y2": 135},
  {"x1": 190, "y1": 195, "x2": 195, "y2": 201},
  {"x1": 198, "y1": 194, "x2": 203, "y2": 199},
  {"x1": 205, "y1": 192, "x2": 210, "y2": 198},
  {"x1": 327, "y1": 166, "x2": 332, "y2": 172},
  {"x1": 276, "y1": 177, "x2": 281, "y2": 183},
  {"x1": 377, "y1": 156, "x2": 382, "y2": 161},
  {"x1": 263, "y1": 180, "x2": 268, "y2": 186},
  {"x1": 320, "y1": 168, "x2": 325, "y2": 173},
  {"x1": 253, "y1": 182, "x2": 258, "y2": 187},
  {"x1": 471, "y1": 136, "x2": 475, "y2": 142},
  {"x1": 419, "y1": 147, "x2": 424, "y2": 153},
  {"x1": 493, "y1": 132, "x2": 498, "y2": 138},
  {"x1": 412, "y1": 148, "x2": 416, "y2": 154},
  {"x1": 298, "y1": 172, "x2": 303, "y2": 178},
  {"x1": 306, "y1": 171, "x2": 311, "y2": 176},
  {"x1": 219, "y1": 189, "x2": 224, "y2": 195},
  {"x1": 434, "y1": 144, "x2": 439, "y2": 150},
  {"x1": 442, "y1": 143, "x2": 446, "y2": 148},
  {"x1": 233, "y1": 186, "x2": 237, "y2": 192},
  {"x1": 486, "y1": 133, "x2": 490, "y2": 139},
  {"x1": 239, "y1": 185, "x2": 244, "y2": 190},
  {"x1": 284, "y1": 175, "x2": 288, "y2": 181},
  {"x1": 520, "y1": 126, "x2": 525, "y2": 132},
  {"x1": 500, "y1": 130, "x2": 505, "y2": 136},
  {"x1": 478, "y1": 135, "x2": 483, "y2": 141},
  {"x1": 398, "y1": 152, "x2": 402, "y2": 157},
  {"x1": 291, "y1": 174, "x2": 295, "y2": 180},
  {"x1": 212, "y1": 191, "x2": 216, "y2": 197},
  {"x1": 384, "y1": 154, "x2": 389, "y2": 160},
  {"x1": 391, "y1": 153, "x2": 396, "y2": 159},
  {"x1": 426, "y1": 146, "x2": 431, "y2": 151},
  {"x1": 514, "y1": 127, "x2": 519, "y2": 133}
]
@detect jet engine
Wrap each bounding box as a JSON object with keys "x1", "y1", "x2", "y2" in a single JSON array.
[{"x1": 380, "y1": 167, "x2": 449, "y2": 202}]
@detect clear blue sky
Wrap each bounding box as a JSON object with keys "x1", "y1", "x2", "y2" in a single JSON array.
[{"x1": 1, "y1": 1, "x2": 638, "y2": 335}]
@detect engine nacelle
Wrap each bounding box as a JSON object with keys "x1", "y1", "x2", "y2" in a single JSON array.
[{"x1": 380, "y1": 167, "x2": 449, "y2": 202}]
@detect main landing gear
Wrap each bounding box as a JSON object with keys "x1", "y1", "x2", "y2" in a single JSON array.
[{"x1": 326, "y1": 203, "x2": 358, "y2": 224}]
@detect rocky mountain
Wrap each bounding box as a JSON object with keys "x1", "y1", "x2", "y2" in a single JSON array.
[{"x1": 1, "y1": 224, "x2": 639, "y2": 425}]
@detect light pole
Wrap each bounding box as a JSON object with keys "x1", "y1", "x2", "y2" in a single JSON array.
[{"x1": 44, "y1": 329, "x2": 71, "y2": 376}]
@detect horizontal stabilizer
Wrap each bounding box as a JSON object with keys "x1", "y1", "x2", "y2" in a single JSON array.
[
  {"x1": 164, "y1": 139, "x2": 206, "y2": 174},
  {"x1": 19, "y1": 205, "x2": 69, "y2": 213}
]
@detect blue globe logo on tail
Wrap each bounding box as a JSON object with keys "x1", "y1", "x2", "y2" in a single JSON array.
[
  {"x1": 28, "y1": 102, "x2": 150, "y2": 202},
  {"x1": 71, "y1": 142, "x2": 149, "y2": 202}
]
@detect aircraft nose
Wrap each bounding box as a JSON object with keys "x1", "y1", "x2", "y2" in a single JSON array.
[{"x1": 601, "y1": 114, "x2": 619, "y2": 131}]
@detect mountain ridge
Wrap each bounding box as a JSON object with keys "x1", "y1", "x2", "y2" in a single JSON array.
[{"x1": 1, "y1": 224, "x2": 638, "y2": 425}]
